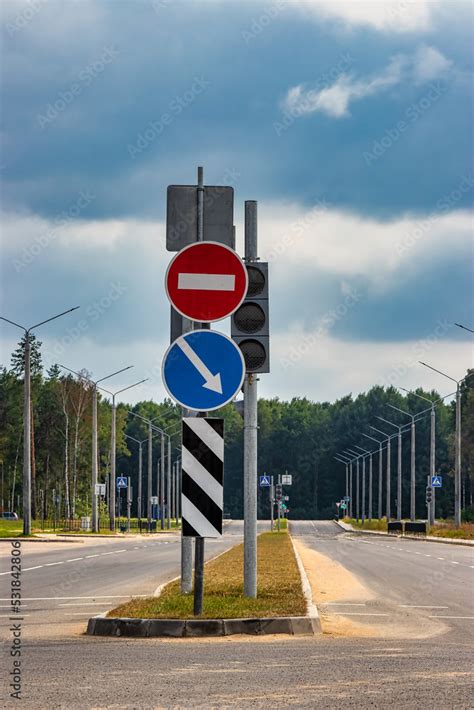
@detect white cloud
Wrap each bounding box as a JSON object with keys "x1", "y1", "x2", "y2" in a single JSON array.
[
  {"x1": 282, "y1": 46, "x2": 452, "y2": 118},
  {"x1": 412, "y1": 45, "x2": 453, "y2": 82},
  {"x1": 293, "y1": 1, "x2": 435, "y2": 33}
]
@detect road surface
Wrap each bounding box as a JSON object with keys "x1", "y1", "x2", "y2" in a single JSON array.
[{"x1": 0, "y1": 520, "x2": 472, "y2": 709}]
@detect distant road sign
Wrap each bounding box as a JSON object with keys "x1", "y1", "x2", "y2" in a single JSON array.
[
  {"x1": 343, "y1": 496, "x2": 350, "y2": 502},
  {"x1": 117, "y1": 477, "x2": 127, "y2": 489},
  {"x1": 165, "y1": 242, "x2": 248, "y2": 323},
  {"x1": 340, "y1": 503, "x2": 347, "y2": 510},
  {"x1": 281, "y1": 474, "x2": 292, "y2": 485},
  {"x1": 151, "y1": 496, "x2": 159, "y2": 505},
  {"x1": 431, "y1": 475, "x2": 442, "y2": 488},
  {"x1": 162, "y1": 330, "x2": 245, "y2": 412},
  {"x1": 259, "y1": 475, "x2": 270, "y2": 487},
  {"x1": 95, "y1": 483, "x2": 106, "y2": 496}
]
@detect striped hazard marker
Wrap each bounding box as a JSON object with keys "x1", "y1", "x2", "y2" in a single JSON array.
[{"x1": 182, "y1": 417, "x2": 224, "y2": 538}]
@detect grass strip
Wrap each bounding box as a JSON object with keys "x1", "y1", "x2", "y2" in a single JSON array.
[
  {"x1": 108, "y1": 531, "x2": 306, "y2": 620},
  {"x1": 345, "y1": 517, "x2": 474, "y2": 539}
]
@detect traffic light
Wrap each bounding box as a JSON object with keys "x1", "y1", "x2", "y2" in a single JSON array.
[
  {"x1": 275, "y1": 483, "x2": 282, "y2": 500},
  {"x1": 426, "y1": 486, "x2": 433, "y2": 504},
  {"x1": 231, "y1": 262, "x2": 269, "y2": 373}
]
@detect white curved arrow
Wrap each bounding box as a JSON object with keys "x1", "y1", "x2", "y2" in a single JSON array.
[{"x1": 176, "y1": 336, "x2": 223, "y2": 394}]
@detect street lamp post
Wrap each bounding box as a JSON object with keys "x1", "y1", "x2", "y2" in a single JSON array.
[
  {"x1": 1, "y1": 307, "x2": 80, "y2": 535},
  {"x1": 344, "y1": 449, "x2": 362, "y2": 522},
  {"x1": 388, "y1": 405, "x2": 421, "y2": 521},
  {"x1": 376, "y1": 417, "x2": 406, "y2": 521},
  {"x1": 362, "y1": 433, "x2": 384, "y2": 519},
  {"x1": 355, "y1": 445, "x2": 375, "y2": 521},
  {"x1": 369, "y1": 426, "x2": 398, "y2": 521},
  {"x1": 100, "y1": 380, "x2": 147, "y2": 531},
  {"x1": 419, "y1": 362, "x2": 471, "y2": 527},
  {"x1": 60, "y1": 364, "x2": 133, "y2": 532}
]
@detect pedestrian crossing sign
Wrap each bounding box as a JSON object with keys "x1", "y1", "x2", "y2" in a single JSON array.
[
  {"x1": 431, "y1": 475, "x2": 442, "y2": 488},
  {"x1": 259, "y1": 475, "x2": 270, "y2": 486}
]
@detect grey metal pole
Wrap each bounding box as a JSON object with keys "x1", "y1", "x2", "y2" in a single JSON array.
[
  {"x1": 127, "y1": 476, "x2": 131, "y2": 531},
  {"x1": 147, "y1": 422, "x2": 152, "y2": 531},
  {"x1": 378, "y1": 444, "x2": 382, "y2": 519},
  {"x1": 156, "y1": 458, "x2": 160, "y2": 510},
  {"x1": 92, "y1": 385, "x2": 99, "y2": 532},
  {"x1": 349, "y1": 462, "x2": 353, "y2": 518},
  {"x1": 23, "y1": 333, "x2": 31, "y2": 535},
  {"x1": 167, "y1": 437, "x2": 171, "y2": 529},
  {"x1": 270, "y1": 475, "x2": 274, "y2": 531},
  {"x1": 243, "y1": 200, "x2": 258, "y2": 598},
  {"x1": 410, "y1": 420, "x2": 416, "y2": 521},
  {"x1": 356, "y1": 458, "x2": 360, "y2": 522},
  {"x1": 430, "y1": 407, "x2": 436, "y2": 525},
  {"x1": 361, "y1": 457, "x2": 366, "y2": 523},
  {"x1": 397, "y1": 430, "x2": 402, "y2": 521},
  {"x1": 345, "y1": 463, "x2": 348, "y2": 500},
  {"x1": 110, "y1": 395, "x2": 116, "y2": 531},
  {"x1": 368, "y1": 455, "x2": 373, "y2": 521},
  {"x1": 138, "y1": 443, "x2": 142, "y2": 526},
  {"x1": 386, "y1": 438, "x2": 391, "y2": 521},
  {"x1": 455, "y1": 383, "x2": 461, "y2": 527},
  {"x1": 194, "y1": 536, "x2": 204, "y2": 615},
  {"x1": 277, "y1": 474, "x2": 281, "y2": 532},
  {"x1": 170, "y1": 460, "x2": 174, "y2": 522},
  {"x1": 160, "y1": 433, "x2": 165, "y2": 530}
]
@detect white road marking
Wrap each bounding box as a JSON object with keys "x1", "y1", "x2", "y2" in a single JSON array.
[
  {"x1": 22, "y1": 566, "x2": 43, "y2": 571},
  {"x1": 0, "y1": 605, "x2": 28, "y2": 608},
  {"x1": 399, "y1": 605, "x2": 448, "y2": 609},
  {"x1": 429, "y1": 616, "x2": 474, "y2": 620},
  {"x1": 59, "y1": 602, "x2": 114, "y2": 606},
  {"x1": 326, "y1": 603, "x2": 367, "y2": 606},
  {"x1": 332, "y1": 612, "x2": 389, "y2": 617},
  {"x1": 437, "y1": 557, "x2": 445, "y2": 560},
  {"x1": 0, "y1": 614, "x2": 30, "y2": 617},
  {"x1": 67, "y1": 557, "x2": 83, "y2": 562},
  {"x1": 0, "y1": 595, "x2": 149, "y2": 601},
  {"x1": 451, "y1": 561, "x2": 460, "y2": 565},
  {"x1": 85, "y1": 554, "x2": 100, "y2": 558},
  {"x1": 68, "y1": 612, "x2": 108, "y2": 615},
  {"x1": 100, "y1": 551, "x2": 117, "y2": 556},
  {"x1": 45, "y1": 562, "x2": 64, "y2": 566}
]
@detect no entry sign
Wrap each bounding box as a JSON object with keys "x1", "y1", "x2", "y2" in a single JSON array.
[{"x1": 165, "y1": 241, "x2": 248, "y2": 322}]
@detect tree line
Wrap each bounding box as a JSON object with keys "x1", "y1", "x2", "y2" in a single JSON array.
[{"x1": 1, "y1": 334, "x2": 472, "y2": 520}]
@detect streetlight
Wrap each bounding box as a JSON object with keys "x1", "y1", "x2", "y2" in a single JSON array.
[
  {"x1": 59, "y1": 363, "x2": 133, "y2": 532},
  {"x1": 1, "y1": 306, "x2": 80, "y2": 534},
  {"x1": 124, "y1": 431, "x2": 160, "y2": 529},
  {"x1": 336, "y1": 452, "x2": 354, "y2": 517},
  {"x1": 388, "y1": 404, "x2": 427, "y2": 521},
  {"x1": 344, "y1": 449, "x2": 363, "y2": 521},
  {"x1": 369, "y1": 426, "x2": 397, "y2": 521},
  {"x1": 334, "y1": 455, "x2": 349, "y2": 501},
  {"x1": 455, "y1": 323, "x2": 474, "y2": 334},
  {"x1": 361, "y1": 433, "x2": 384, "y2": 519},
  {"x1": 354, "y1": 445, "x2": 376, "y2": 521},
  {"x1": 419, "y1": 362, "x2": 472, "y2": 527},
  {"x1": 377, "y1": 416, "x2": 411, "y2": 521},
  {"x1": 99, "y1": 379, "x2": 148, "y2": 530}
]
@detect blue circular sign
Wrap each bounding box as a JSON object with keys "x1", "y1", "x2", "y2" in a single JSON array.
[{"x1": 162, "y1": 330, "x2": 245, "y2": 412}]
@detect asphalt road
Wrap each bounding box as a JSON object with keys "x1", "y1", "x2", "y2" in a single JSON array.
[
  {"x1": 290, "y1": 520, "x2": 474, "y2": 641},
  {"x1": 0, "y1": 520, "x2": 472, "y2": 709}
]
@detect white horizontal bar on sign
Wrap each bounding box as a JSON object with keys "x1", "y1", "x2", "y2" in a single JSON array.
[{"x1": 177, "y1": 273, "x2": 236, "y2": 291}]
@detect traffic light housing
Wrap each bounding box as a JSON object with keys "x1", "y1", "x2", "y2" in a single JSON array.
[
  {"x1": 275, "y1": 483, "x2": 282, "y2": 500},
  {"x1": 231, "y1": 262, "x2": 269, "y2": 373},
  {"x1": 426, "y1": 486, "x2": 433, "y2": 504}
]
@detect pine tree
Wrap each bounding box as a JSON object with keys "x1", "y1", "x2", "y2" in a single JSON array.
[{"x1": 10, "y1": 333, "x2": 43, "y2": 377}]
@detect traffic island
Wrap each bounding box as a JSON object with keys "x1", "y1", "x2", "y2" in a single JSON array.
[{"x1": 87, "y1": 531, "x2": 321, "y2": 637}]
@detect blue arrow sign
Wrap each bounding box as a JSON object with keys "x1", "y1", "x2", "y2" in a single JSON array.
[
  {"x1": 117, "y1": 476, "x2": 127, "y2": 489},
  {"x1": 162, "y1": 330, "x2": 245, "y2": 412},
  {"x1": 260, "y1": 475, "x2": 270, "y2": 487},
  {"x1": 431, "y1": 475, "x2": 442, "y2": 488}
]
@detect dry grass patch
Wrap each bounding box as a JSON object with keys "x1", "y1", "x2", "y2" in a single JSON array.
[{"x1": 109, "y1": 532, "x2": 306, "y2": 619}]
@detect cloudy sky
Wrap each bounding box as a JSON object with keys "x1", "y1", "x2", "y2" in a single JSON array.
[{"x1": 1, "y1": 0, "x2": 473, "y2": 404}]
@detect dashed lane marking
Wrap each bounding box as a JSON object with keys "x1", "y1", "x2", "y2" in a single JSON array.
[
  {"x1": 0, "y1": 595, "x2": 149, "y2": 601},
  {"x1": 429, "y1": 616, "x2": 474, "y2": 620},
  {"x1": 399, "y1": 605, "x2": 448, "y2": 609}
]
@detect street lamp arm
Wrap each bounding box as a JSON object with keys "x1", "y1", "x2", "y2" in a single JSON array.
[
  {"x1": 95, "y1": 365, "x2": 133, "y2": 385},
  {"x1": 30, "y1": 306, "x2": 80, "y2": 332},
  {"x1": 361, "y1": 433, "x2": 382, "y2": 444},
  {"x1": 388, "y1": 404, "x2": 414, "y2": 422},
  {"x1": 455, "y1": 323, "x2": 474, "y2": 333},
  {"x1": 115, "y1": 379, "x2": 148, "y2": 396},
  {"x1": 419, "y1": 361, "x2": 459, "y2": 384},
  {"x1": 376, "y1": 416, "x2": 400, "y2": 430},
  {"x1": 0, "y1": 316, "x2": 27, "y2": 332}
]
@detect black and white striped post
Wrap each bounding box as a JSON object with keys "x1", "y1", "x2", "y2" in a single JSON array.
[{"x1": 182, "y1": 417, "x2": 224, "y2": 615}]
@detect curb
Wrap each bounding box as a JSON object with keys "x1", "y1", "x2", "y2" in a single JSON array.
[
  {"x1": 336, "y1": 520, "x2": 474, "y2": 547},
  {"x1": 0, "y1": 536, "x2": 84, "y2": 543},
  {"x1": 289, "y1": 532, "x2": 321, "y2": 632},
  {"x1": 86, "y1": 614, "x2": 319, "y2": 638}
]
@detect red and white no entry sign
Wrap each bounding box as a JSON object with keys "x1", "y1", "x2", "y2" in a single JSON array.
[{"x1": 165, "y1": 241, "x2": 248, "y2": 322}]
